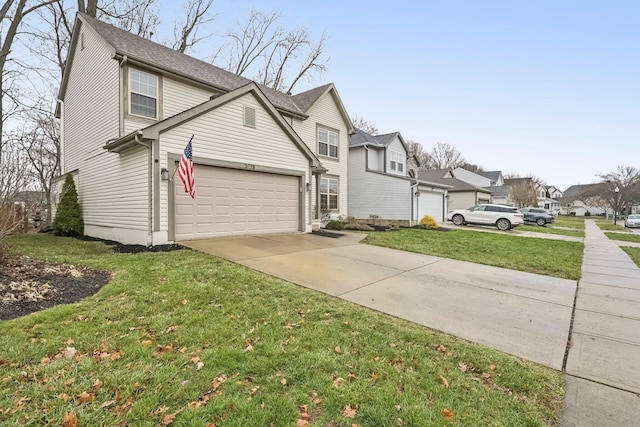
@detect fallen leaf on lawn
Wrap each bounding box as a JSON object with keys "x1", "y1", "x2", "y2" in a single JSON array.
[
  {"x1": 442, "y1": 408, "x2": 456, "y2": 422},
  {"x1": 369, "y1": 372, "x2": 380, "y2": 383},
  {"x1": 196, "y1": 361, "x2": 204, "y2": 370},
  {"x1": 243, "y1": 344, "x2": 254, "y2": 353},
  {"x1": 335, "y1": 346, "x2": 342, "y2": 353},
  {"x1": 181, "y1": 299, "x2": 188, "y2": 305},
  {"x1": 150, "y1": 406, "x2": 169, "y2": 416},
  {"x1": 101, "y1": 400, "x2": 116, "y2": 408},
  {"x1": 64, "y1": 347, "x2": 77, "y2": 359},
  {"x1": 440, "y1": 375, "x2": 449, "y2": 388},
  {"x1": 296, "y1": 420, "x2": 310, "y2": 427},
  {"x1": 311, "y1": 391, "x2": 323, "y2": 404},
  {"x1": 333, "y1": 377, "x2": 345, "y2": 388},
  {"x1": 458, "y1": 362, "x2": 468, "y2": 372},
  {"x1": 212, "y1": 375, "x2": 227, "y2": 391},
  {"x1": 489, "y1": 363, "x2": 496, "y2": 371},
  {"x1": 437, "y1": 344, "x2": 448, "y2": 353},
  {"x1": 141, "y1": 340, "x2": 153, "y2": 345},
  {"x1": 395, "y1": 405, "x2": 402, "y2": 411},
  {"x1": 93, "y1": 379, "x2": 104, "y2": 391},
  {"x1": 58, "y1": 393, "x2": 71, "y2": 401},
  {"x1": 64, "y1": 377, "x2": 76, "y2": 387},
  {"x1": 341, "y1": 404, "x2": 358, "y2": 418},
  {"x1": 77, "y1": 391, "x2": 95, "y2": 404},
  {"x1": 63, "y1": 411, "x2": 77, "y2": 427},
  {"x1": 165, "y1": 326, "x2": 179, "y2": 333},
  {"x1": 281, "y1": 378, "x2": 287, "y2": 386},
  {"x1": 40, "y1": 357, "x2": 51, "y2": 365},
  {"x1": 348, "y1": 372, "x2": 357, "y2": 379},
  {"x1": 161, "y1": 409, "x2": 183, "y2": 426},
  {"x1": 389, "y1": 342, "x2": 397, "y2": 348}
]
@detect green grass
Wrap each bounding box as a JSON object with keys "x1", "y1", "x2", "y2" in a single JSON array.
[
  {"x1": 604, "y1": 232, "x2": 640, "y2": 243},
  {"x1": 364, "y1": 229, "x2": 583, "y2": 280},
  {"x1": 622, "y1": 247, "x2": 640, "y2": 268},
  {"x1": 518, "y1": 225, "x2": 585, "y2": 238},
  {"x1": 0, "y1": 234, "x2": 564, "y2": 426},
  {"x1": 553, "y1": 216, "x2": 585, "y2": 229},
  {"x1": 595, "y1": 219, "x2": 630, "y2": 232}
]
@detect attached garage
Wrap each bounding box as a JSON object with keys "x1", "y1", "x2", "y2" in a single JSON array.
[
  {"x1": 174, "y1": 165, "x2": 301, "y2": 241},
  {"x1": 414, "y1": 187, "x2": 447, "y2": 223}
]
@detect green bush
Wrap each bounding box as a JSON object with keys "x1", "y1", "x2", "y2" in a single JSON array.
[
  {"x1": 419, "y1": 215, "x2": 439, "y2": 230},
  {"x1": 325, "y1": 220, "x2": 344, "y2": 231},
  {"x1": 53, "y1": 174, "x2": 84, "y2": 237}
]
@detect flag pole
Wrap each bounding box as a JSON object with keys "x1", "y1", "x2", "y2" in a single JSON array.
[{"x1": 171, "y1": 134, "x2": 194, "y2": 181}]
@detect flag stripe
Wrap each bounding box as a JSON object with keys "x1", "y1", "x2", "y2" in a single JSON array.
[{"x1": 178, "y1": 137, "x2": 195, "y2": 198}]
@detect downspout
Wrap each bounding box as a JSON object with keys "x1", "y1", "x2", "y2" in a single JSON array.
[
  {"x1": 56, "y1": 99, "x2": 65, "y2": 174},
  {"x1": 410, "y1": 181, "x2": 419, "y2": 226},
  {"x1": 135, "y1": 134, "x2": 153, "y2": 246},
  {"x1": 119, "y1": 55, "x2": 128, "y2": 138}
]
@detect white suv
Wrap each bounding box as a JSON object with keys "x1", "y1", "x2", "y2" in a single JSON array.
[{"x1": 447, "y1": 204, "x2": 524, "y2": 231}]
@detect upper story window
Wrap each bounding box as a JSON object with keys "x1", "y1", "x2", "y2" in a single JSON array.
[
  {"x1": 130, "y1": 69, "x2": 158, "y2": 119},
  {"x1": 389, "y1": 150, "x2": 405, "y2": 173},
  {"x1": 318, "y1": 127, "x2": 338, "y2": 158}
]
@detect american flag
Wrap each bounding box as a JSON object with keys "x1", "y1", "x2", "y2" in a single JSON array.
[{"x1": 178, "y1": 136, "x2": 195, "y2": 198}]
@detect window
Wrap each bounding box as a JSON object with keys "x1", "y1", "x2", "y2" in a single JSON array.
[
  {"x1": 318, "y1": 127, "x2": 338, "y2": 158},
  {"x1": 320, "y1": 177, "x2": 338, "y2": 210},
  {"x1": 130, "y1": 69, "x2": 158, "y2": 119},
  {"x1": 389, "y1": 151, "x2": 405, "y2": 173}
]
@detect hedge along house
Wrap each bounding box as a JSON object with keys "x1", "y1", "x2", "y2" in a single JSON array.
[{"x1": 55, "y1": 13, "x2": 353, "y2": 245}]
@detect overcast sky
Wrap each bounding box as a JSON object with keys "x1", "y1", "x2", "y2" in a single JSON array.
[{"x1": 161, "y1": 0, "x2": 639, "y2": 191}]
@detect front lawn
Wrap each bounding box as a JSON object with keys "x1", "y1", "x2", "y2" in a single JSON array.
[
  {"x1": 518, "y1": 225, "x2": 585, "y2": 238},
  {"x1": 595, "y1": 219, "x2": 630, "y2": 232},
  {"x1": 364, "y1": 229, "x2": 583, "y2": 280},
  {"x1": 605, "y1": 232, "x2": 640, "y2": 243},
  {"x1": 553, "y1": 216, "x2": 585, "y2": 229},
  {"x1": 0, "y1": 235, "x2": 564, "y2": 426},
  {"x1": 622, "y1": 247, "x2": 640, "y2": 268}
]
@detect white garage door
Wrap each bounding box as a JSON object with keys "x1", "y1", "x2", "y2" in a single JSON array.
[
  {"x1": 175, "y1": 165, "x2": 300, "y2": 240},
  {"x1": 417, "y1": 190, "x2": 444, "y2": 223}
]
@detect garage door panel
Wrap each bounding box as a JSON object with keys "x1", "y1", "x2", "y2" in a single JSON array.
[{"x1": 175, "y1": 166, "x2": 300, "y2": 240}]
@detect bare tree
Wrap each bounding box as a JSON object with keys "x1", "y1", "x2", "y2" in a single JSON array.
[
  {"x1": 0, "y1": 138, "x2": 36, "y2": 240},
  {"x1": 406, "y1": 140, "x2": 430, "y2": 171},
  {"x1": 350, "y1": 115, "x2": 378, "y2": 135},
  {"x1": 427, "y1": 142, "x2": 465, "y2": 170},
  {"x1": 171, "y1": 0, "x2": 215, "y2": 54},
  {"x1": 595, "y1": 166, "x2": 640, "y2": 217},
  {"x1": 213, "y1": 9, "x2": 329, "y2": 93},
  {"x1": 458, "y1": 162, "x2": 484, "y2": 174},
  {"x1": 508, "y1": 179, "x2": 538, "y2": 208}
]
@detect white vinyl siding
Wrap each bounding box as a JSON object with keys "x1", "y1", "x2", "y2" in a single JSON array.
[
  {"x1": 158, "y1": 92, "x2": 311, "y2": 236},
  {"x1": 291, "y1": 89, "x2": 349, "y2": 217},
  {"x1": 62, "y1": 26, "x2": 119, "y2": 173},
  {"x1": 366, "y1": 148, "x2": 384, "y2": 172},
  {"x1": 162, "y1": 77, "x2": 216, "y2": 117}
]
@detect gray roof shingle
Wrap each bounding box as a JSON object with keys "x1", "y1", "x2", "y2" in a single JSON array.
[
  {"x1": 74, "y1": 13, "x2": 322, "y2": 117},
  {"x1": 349, "y1": 128, "x2": 401, "y2": 148},
  {"x1": 418, "y1": 169, "x2": 492, "y2": 193}
]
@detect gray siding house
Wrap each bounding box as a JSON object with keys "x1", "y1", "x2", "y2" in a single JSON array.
[
  {"x1": 348, "y1": 129, "x2": 449, "y2": 223},
  {"x1": 56, "y1": 13, "x2": 353, "y2": 245}
]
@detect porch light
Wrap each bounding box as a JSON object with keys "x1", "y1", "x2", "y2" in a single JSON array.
[{"x1": 161, "y1": 168, "x2": 170, "y2": 181}]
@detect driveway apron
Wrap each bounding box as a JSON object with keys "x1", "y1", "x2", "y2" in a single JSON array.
[
  {"x1": 182, "y1": 232, "x2": 576, "y2": 370},
  {"x1": 562, "y1": 220, "x2": 640, "y2": 426}
]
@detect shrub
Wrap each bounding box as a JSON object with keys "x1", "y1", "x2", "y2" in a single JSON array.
[
  {"x1": 53, "y1": 174, "x2": 84, "y2": 237},
  {"x1": 419, "y1": 215, "x2": 439, "y2": 230},
  {"x1": 585, "y1": 211, "x2": 591, "y2": 216},
  {"x1": 325, "y1": 220, "x2": 344, "y2": 231}
]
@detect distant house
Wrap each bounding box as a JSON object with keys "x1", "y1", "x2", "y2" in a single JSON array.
[
  {"x1": 418, "y1": 169, "x2": 492, "y2": 212},
  {"x1": 348, "y1": 129, "x2": 450, "y2": 223},
  {"x1": 477, "y1": 170, "x2": 505, "y2": 187},
  {"x1": 560, "y1": 184, "x2": 607, "y2": 216}
]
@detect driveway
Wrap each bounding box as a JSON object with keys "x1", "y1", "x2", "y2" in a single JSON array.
[{"x1": 182, "y1": 232, "x2": 577, "y2": 369}]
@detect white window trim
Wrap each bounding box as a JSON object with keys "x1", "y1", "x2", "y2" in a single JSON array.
[
  {"x1": 320, "y1": 176, "x2": 339, "y2": 211},
  {"x1": 129, "y1": 69, "x2": 158, "y2": 120},
  {"x1": 318, "y1": 127, "x2": 339, "y2": 159},
  {"x1": 389, "y1": 150, "x2": 405, "y2": 174}
]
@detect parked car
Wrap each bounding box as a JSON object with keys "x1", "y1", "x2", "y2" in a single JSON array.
[
  {"x1": 447, "y1": 204, "x2": 524, "y2": 231},
  {"x1": 625, "y1": 214, "x2": 640, "y2": 228},
  {"x1": 519, "y1": 207, "x2": 555, "y2": 226}
]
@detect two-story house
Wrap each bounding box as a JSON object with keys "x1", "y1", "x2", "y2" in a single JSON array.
[
  {"x1": 348, "y1": 129, "x2": 449, "y2": 224},
  {"x1": 55, "y1": 13, "x2": 353, "y2": 245}
]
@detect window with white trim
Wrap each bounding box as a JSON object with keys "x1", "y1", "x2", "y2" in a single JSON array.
[
  {"x1": 320, "y1": 177, "x2": 338, "y2": 210},
  {"x1": 129, "y1": 69, "x2": 158, "y2": 119},
  {"x1": 318, "y1": 127, "x2": 338, "y2": 158},
  {"x1": 389, "y1": 150, "x2": 405, "y2": 173}
]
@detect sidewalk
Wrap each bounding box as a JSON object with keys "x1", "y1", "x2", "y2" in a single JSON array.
[{"x1": 562, "y1": 220, "x2": 640, "y2": 426}]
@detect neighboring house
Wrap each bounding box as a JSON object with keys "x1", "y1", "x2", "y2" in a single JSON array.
[
  {"x1": 348, "y1": 129, "x2": 450, "y2": 223},
  {"x1": 418, "y1": 169, "x2": 492, "y2": 212},
  {"x1": 477, "y1": 170, "x2": 504, "y2": 187},
  {"x1": 559, "y1": 184, "x2": 607, "y2": 216},
  {"x1": 546, "y1": 185, "x2": 563, "y2": 200},
  {"x1": 485, "y1": 185, "x2": 510, "y2": 206},
  {"x1": 55, "y1": 14, "x2": 353, "y2": 245},
  {"x1": 451, "y1": 167, "x2": 493, "y2": 188}
]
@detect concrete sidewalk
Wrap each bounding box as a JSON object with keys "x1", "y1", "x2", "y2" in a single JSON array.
[
  {"x1": 183, "y1": 232, "x2": 576, "y2": 369},
  {"x1": 562, "y1": 220, "x2": 640, "y2": 426}
]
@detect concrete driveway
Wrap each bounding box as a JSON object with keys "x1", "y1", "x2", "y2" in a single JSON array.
[{"x1": 182, "y1": 232, "x2": 577, "y2": 369}]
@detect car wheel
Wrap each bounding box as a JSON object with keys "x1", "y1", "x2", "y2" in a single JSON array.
[
  {"x1": 536, "y1": 218, "x2": 546, "y2": 226},
  {"x1": 451, "y1": 214, "x2": 465, "y2": 226},
  {"x1": 496, "y1": 218, "x2": 511, "y2": 231}
]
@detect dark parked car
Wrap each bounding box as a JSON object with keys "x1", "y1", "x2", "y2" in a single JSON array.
[{"x1": 519, "y1": 207, "x2": 555, "y2": 226}]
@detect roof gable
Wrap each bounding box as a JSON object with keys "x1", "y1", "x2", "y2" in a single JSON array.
[{"x1": 60, "y1": 13, "x2": 346, "y2": 122}]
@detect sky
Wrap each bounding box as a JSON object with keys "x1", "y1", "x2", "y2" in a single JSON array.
[{"x1": 160, "y1": 0, "x2": 639, "y2": 191}]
